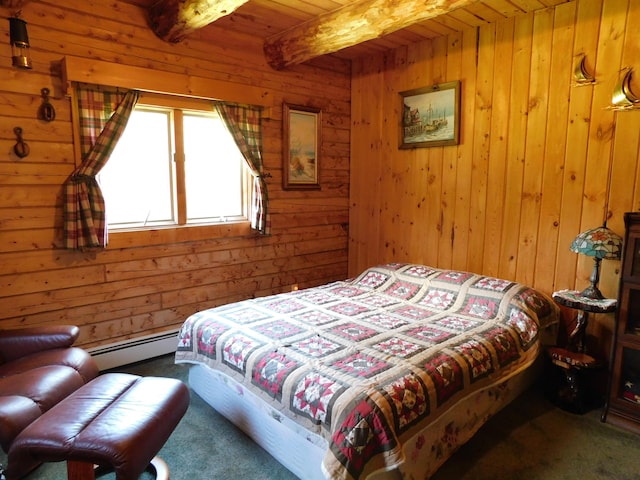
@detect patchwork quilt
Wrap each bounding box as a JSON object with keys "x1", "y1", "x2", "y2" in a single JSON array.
[{"x1": 175, "y1": 263, "x2": 558, "y2": 479}]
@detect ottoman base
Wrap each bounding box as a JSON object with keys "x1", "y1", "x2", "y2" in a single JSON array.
[{"x1": 73, "y1": 455, "x2": 168, "y2": 480}]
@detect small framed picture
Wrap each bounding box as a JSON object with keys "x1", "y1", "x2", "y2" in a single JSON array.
[
  {"x1": 399, "y1": 80, "x2": 460, "y2": 148},
  {"x1": 282, "y1": 103, "x2": 321, "y2": 190}
]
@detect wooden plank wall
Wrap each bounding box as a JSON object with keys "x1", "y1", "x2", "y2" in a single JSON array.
[
  {"x1": 349, "y1": 0, "x2": 640, "y2": 356},
  {"x1": 0, "y1": 0, "x2": 350, "y2": 349}
]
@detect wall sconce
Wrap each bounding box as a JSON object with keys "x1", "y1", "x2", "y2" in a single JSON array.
[
  {"x1": 9, "y1": 16, "x2": 32, "y2": 69},
  {"x1": 573, "y1": 55, "x2": 595, "y2": 86},
  {"x1": 611, "y1": 67, "x2": 639, "y2": 109}
]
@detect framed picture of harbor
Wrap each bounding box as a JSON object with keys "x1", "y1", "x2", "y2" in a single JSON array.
[
  {"x1": 283, "y1": 103, "x2": 321, "y2": 190},
  {"x1": 399, "y1": 81, "x2": 460, "y2": 148}
]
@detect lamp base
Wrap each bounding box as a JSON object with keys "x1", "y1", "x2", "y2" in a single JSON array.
[
  {"x1": 12, "y1": 55, "x2": 32, "y2": 69},
  {"x1": 579, "y1": 284, "x2": 604, "y2": 300},
  {"x1": 580, "y1": 257, "x2": 604, "y2": 300}
]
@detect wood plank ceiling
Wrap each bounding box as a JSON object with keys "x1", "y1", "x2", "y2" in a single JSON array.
[
  {"x1": 2, "y1": 0, "x2": 573, "y2": 67},
  {"x1": 132, "y1": 0, "x2": 573, "y2": 68}
]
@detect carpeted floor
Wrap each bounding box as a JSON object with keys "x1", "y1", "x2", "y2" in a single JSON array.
[
  {"x1": 5, "y1": 354, "x2": 640, "y2": 479},
  {"x1": 430, "y1": 384, "x2": 640, "y2": 480}
]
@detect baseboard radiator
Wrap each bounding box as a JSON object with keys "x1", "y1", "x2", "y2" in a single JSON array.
[{"x1": 87, "y1": 329, "x2": 180, "y2": 371}]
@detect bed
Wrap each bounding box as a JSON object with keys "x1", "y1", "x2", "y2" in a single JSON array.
[{"x1": 175, "y1": 263, "x2": 559, "y2": 479}]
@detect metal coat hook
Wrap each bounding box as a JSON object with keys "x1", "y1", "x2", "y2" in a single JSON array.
[
  {"x1": 13, "y1": 127, "x2": 30, "y2": 158},
  {"x1": 38, "y1": 88, "x2": 56, "y2": 122}
]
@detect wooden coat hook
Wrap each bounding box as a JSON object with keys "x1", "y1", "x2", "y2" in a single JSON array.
[{"x1": 13, "y1": 127, "x2": 30, "y2": 158}]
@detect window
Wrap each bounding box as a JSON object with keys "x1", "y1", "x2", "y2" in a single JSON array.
[{"x1": 99, "y1": 94, "x2": 250, "y2": 230}]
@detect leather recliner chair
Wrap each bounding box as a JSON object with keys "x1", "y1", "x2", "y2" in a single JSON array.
[{"x1": 0, "y1": 325, "x2": 99, "y2": 459}]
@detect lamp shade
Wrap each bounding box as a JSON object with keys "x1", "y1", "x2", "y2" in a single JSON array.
[
  {"x1": 9, "y1": 17, "x2": 29, "y2": 45},
  {"x1": 570, "y1": 226, "x2": 623, "y2": 260},
  {"x1": 9, "y1": 17, "x2": 32, "y2": 69}
]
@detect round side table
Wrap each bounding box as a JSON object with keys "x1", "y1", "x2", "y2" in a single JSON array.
[{"x1": 551, "y1": 289, "x2": 617, "y2": 353}]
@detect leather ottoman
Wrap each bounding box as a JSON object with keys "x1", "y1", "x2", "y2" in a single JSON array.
[{"x1": 5, "y1": 373, "x2": 189, "y2": 480}]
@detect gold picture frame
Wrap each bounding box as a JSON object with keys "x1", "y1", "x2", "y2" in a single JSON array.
[
  {"x1": 283, "y1": 103, "x2": 321, "y2": 190},
  {"x1": 399, "y1": 81, "x2": 460, "y2": 149}
]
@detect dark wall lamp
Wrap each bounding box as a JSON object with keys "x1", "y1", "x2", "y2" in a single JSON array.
[{"x1": 9, "y1": 16, "x2": 32, "y2": 69}]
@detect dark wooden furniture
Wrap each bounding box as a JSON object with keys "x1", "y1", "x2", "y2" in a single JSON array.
[
  {"x1": 547, "y1": 291, "x2": 615, "y2": 414},
  {"x1": 603, "y1": 212, "x2": 640, "y2": 433},
  {"x1": 546, "y1": 346, "x2": 602, "y2": 414},
  {"x1": 552, "y1": 290, "x2": 617, "y2": 353}
]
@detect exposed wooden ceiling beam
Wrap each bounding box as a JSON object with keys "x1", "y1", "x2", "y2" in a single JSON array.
[
  {"x1": 263, "y1": 0, "x2": 482, "y2": 70},
  {"x1": 148, "y1": 0, "x2": 250, "y2": 43}
]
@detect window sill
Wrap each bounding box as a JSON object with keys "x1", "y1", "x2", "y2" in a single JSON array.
[{"x1": 107, "y1": 222, "x2": 254, "y2": 249}]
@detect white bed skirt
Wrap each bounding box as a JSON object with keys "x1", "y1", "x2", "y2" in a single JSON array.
[
  {"x1": 188, "y1": 358, "x2": 542, "y2": 480},
  {"x1": 189, "y1": 363, "x2": 327, "y2": 480}
]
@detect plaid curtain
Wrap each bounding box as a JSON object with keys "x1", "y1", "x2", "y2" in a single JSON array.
[
  {"x1": 214, "y1": 101, "x2": 270, "y2": 235},
  {"x1": 63, "y1": 87, "x2": 139, "y2": 250}
]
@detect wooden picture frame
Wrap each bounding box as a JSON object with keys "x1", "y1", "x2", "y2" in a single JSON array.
[
  {"x1": 283, "y1": 103, "x2": 321, "y2": 190},
  {"x1": 399, "y1": 80, "x2": 460, "y2": 149}
]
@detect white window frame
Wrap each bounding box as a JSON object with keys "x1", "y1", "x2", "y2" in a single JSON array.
[{"x1": 100, "y1": 92, "x2": 252, "y2": 235}]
